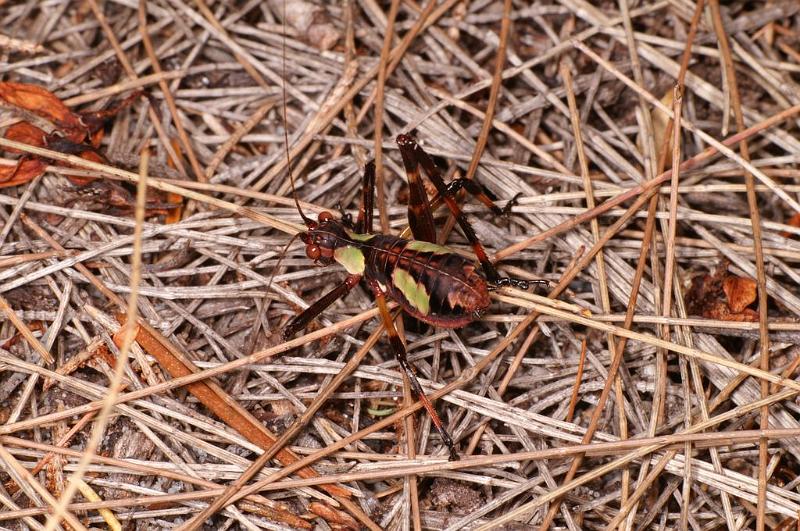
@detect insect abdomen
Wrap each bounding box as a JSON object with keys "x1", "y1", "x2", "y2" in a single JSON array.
[{"x1": 364, "y1": 235, "x2": 491, "y2": 328}]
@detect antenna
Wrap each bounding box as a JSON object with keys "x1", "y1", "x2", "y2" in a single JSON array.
[
  {"x1": 264, "y1": 230, "x2": 302, "y2": 297},
  {"x1": 281, "y1": 2, "x2": 313, "y2": 227}
]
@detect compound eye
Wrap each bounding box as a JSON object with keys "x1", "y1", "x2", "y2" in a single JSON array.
[
  {"x1": 307, "y1": 245, "x2": 321, "y2": 260},
  {"x1": 318, "y1": 211, "x2": 333, "y2": 223}
]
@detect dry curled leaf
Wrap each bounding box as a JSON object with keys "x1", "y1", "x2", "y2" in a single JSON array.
[
  {"x1": 781, "y1": 212, "x2": 800, "y2": 238},
  {"x1": 686, "y1": 263, "x2": 759, "y2": 322},
  {"x1": 723, "y1": 276, "x2": 757, "y2": 313},
  {"x1": 0, "y1": 159, "x2": 46, "y2": 187},
  {"x1": 0, "y1": 81, "x2": 83, "y2": 134},
  {"x1": 79, "y1": 90, "x2": 142, "y2": 142},
  {"x1": 4, "y1": 121, "x2": 47, "y2": 151},
  {"x1": 638, "y1": 89, "x2": 675, "y2": 168},
  {"x1": 0, "y1": 82, "x2": 142, "y2": 188}
]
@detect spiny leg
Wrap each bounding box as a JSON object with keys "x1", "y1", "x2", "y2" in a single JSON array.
[
  {"x1": 444, "y1": 178, "x2": 523, "y2": 216},
  {"x1": 284, "y1": 161, "x2": 377, "y2": 338},
  {"x1": 369, "y1": 279, "x2": 459, "y2": 461},
  {"x1": 339, "y1": 161, "x2": 377, "y2": 231},
  {"x1": 396, "y1": 134, "x2": 536, "y2": 289},
  {"x1": 283, "y1": 274, "x2": 361, "y2": 339},
  {"x1": 397, "y1": 138, "x2": 436, "y2": 243},
  {"x1": 355, "y1": 161, "x2": 376, "y2": 234}
]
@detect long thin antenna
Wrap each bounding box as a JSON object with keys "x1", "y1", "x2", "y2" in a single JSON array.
[
  {"x1": 281, "y1": 3, "x2": 313, "y2": 226},
  {"x1": 264, "y1": 231, "x2": 302, "y2": 295}
]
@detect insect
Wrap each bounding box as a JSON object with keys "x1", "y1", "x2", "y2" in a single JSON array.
[{"x1": 282, "y1": 133, "x2": 544, "y2": 460}]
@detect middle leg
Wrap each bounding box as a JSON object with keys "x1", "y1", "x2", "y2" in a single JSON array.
[{"x1": 369, "y1": 279, "x2": 459, "y2": 461}]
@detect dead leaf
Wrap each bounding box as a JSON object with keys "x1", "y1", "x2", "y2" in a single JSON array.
[
  {"x1": 704, "y1": 303, "x2": 759, "y2": 322},
  {"x1": 0, "y1": 159, "x2": 46, "y2": 187},
  {"x1": 79, "y1": 90, "x2": 142, "y2": 137},
  {"x1": 42, "y1": 136, "x2": 105, "y2": 185},
  {"x1": 4, "y1": 121, "x2": 47, "y2": 151},
  {"x1": 781, "y1": 213, "x2": 800, "y2": 238},
  {"x1": 0, "y1": 83, "x2": 142, "y2": 188},
  {"x1": 686, "y1": 263, "x2": 760, "y2": 322},
  {"x1": 723, "y1": 276, "x2": 757, "y2": 313},
  {"x1": 638, "y1": 89, "x2": 675, "y2": 168},
  {"x1": 0, "y1": 81, "x2": 83, "y2": 133}
]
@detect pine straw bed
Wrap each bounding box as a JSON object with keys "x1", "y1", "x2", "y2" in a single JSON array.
[{"x1": 1, "y1": 0, "x2": 800, "y2": 529}]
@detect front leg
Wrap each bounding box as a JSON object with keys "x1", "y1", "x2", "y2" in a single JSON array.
[{"x1": 283, "y1": 274, "x2": 361, "y2": 339}]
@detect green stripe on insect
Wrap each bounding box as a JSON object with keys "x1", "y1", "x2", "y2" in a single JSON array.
[
  {"x1": 391, "y1": 267, "x2": 430, "y2": 315},
  {"x1": 406, "y1": 240, "x2": 452, "y2": 254},
  {"x1": 347, "y1": 231, "x2": 375, "y2": 242},
  {"x1": 333, "y1": 246, "x2": 366, "y2": 274}
]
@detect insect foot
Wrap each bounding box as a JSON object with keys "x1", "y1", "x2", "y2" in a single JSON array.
[
  {"x1": 396, "y1": 133, "x2": 415, "y2": 146},
  {"x1": 440, "y1": 428, "x2": 460, "y2": 461},
  {"x1": 489, "y1": 277, "x2": 550, "y2": 291},
  {"x1": 493, "y1": 277, "x2": 528, "y2": 290},
  {"x1": 501, "y1": 192, "x2": 524, "y2": 217}
]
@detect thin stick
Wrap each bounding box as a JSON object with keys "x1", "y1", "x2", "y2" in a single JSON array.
[
  {"x1": 0, "y1": 442, "x2": 87, "y2": 530},
  {"x1": 5, "y1": 427, "x2": 800, "y2": 519},
  {"x1": 43, "y1": 148, "x2": 148, "y2": 531},
  {"x1": 708, "y1": 2, "x2": 772, "y2": 528},
  {"x1": 565, "y1": 339, "x2": 588, "y2": 423},
  {"x1": 495, "y1": 101, "x2": 800, "y2": 262},
  {"x1": 0, "y1": 294, "x2": 55, "y2": 364},
  {"x1": 174, "y1": 321, "x2": 388, "y2": 531},
  {"x1": 85, "y1": 0, "x2": 188, "y2": 178},
  {"x1": 463, "y1": 0, "x2": 513, "y2": 183},
  {"x1": 139, "y1": 0, "x2": 206, "y2": 182}
]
